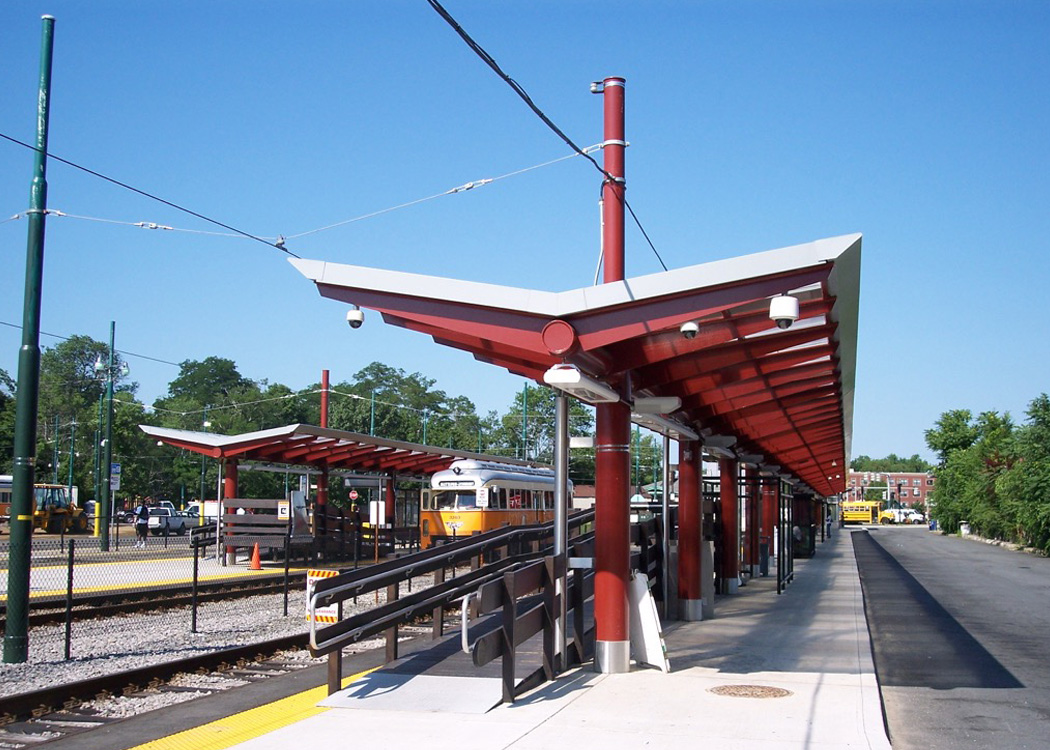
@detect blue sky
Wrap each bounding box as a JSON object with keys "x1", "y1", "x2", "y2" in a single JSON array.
[{"x1": 2, "y1": 1, "x2": 1047, "y2": 463}]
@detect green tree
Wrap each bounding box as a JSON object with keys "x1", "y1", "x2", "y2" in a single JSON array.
[
  {"x1": 925, "y1": 410, "x2": 979, "y2": 464},
  {"x1": 997, "y1": 395, "x2": 1050, "y2": 551},
  {"x1": 850, "y1": 454, "x2": 933, "y2": 473},
  {"x1": 0, "y1": 369, "x2": 15, "y2": 473}
]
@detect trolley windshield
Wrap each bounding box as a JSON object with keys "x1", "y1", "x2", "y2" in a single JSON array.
[{"x1": 434, "y1": 490, "x2": 478, "y2": 510}]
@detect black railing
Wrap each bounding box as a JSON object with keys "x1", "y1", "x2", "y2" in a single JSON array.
[{"x1": 309, "y1": 511, "x2": 597, "y2": 695}]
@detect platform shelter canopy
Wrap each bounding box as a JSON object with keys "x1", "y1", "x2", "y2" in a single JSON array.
[
  {"x1": 139, "y1": 423, "x2": 544, "y2": 477},
  {"x1": 291, "y1": 234, "x2": 860, "y2": 497}
]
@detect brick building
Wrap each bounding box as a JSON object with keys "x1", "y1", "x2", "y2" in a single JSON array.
[{"x1": 846, "y1": 471, "x2": 936, "y2": 507}]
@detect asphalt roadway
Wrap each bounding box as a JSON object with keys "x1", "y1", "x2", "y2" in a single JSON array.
[{"x1": 853, "y1": 525, "x2": 1050, "y2": 749}]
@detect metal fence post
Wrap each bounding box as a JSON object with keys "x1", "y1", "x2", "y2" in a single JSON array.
[
  {"x1": 64, "y1": 538, "x2": 75, "y2": 660},
  {"x1": 192, "y1": 541, "x2": 200, "y2": 633}
]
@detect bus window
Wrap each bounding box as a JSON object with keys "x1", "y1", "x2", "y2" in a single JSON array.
[
  {"x1": 509, "y1": 494, "x2": 522, "y2": 509},
  {"x1": 545, "y1": 491, "x2": 554, "y2": 510},
  {"x1": 491, "y1": 487, "x2": 506, "y2": 509}
]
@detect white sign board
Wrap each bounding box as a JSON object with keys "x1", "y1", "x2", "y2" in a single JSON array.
[
  {"x1": 369, "y1": 499, "x2": 386, "y2": 526},
  {"x1": 476, "y1": 487, "x2": 489, "y2": 508},
  {"x1": 110, "y1": 462, "x2": 122, "y2": 492},
  {"x1": 628, "y1": 572, "x2": 670, "y2": 673},
  {"x1": 277, "y1": 500, "x2": 290, "y2": 520}
]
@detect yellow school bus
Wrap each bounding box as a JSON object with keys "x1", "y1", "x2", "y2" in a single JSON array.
[{"x1": 840, "y1": 500, "x2": 881, "y2": 525}]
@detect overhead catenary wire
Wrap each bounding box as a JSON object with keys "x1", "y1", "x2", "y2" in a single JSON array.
[
  {"x1": 0, "y1": 320, "x2": 182, "y2": 367},
  {"x1": 425, "y1": 0, "x2": 668, "y2": 273},
  {"x1": 0, "y1": 146, "x2": 601, "y2": 247},
  {"x1": 0, "y1": 131, "x2": 300, "y2": 259}
]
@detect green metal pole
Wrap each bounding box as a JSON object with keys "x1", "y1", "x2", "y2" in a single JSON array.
[
  {"x1": 5, "y1": 14, "x2": 56, "y2": 664},
  {"x1": 67, "y1": 418, "x2": 75, "y2": 499},
  {"x1": 99, "y1": 321, "x2": 114, "y2": 552},
  {"x1": 92, "y1": 391, "x2": 102, "y2": 536},
  {"x1": 52, "y1": 415, "x2": 59, "y2": 483},
  {"x1": 369, "y1": 390, "x2": 375, "y2": 436},
  {"x1": 521, "y1": 384, "x2": 528, "y2": 460},
  {"x1": 634, "y1": 426, "x2": 640, "y2": 493}
]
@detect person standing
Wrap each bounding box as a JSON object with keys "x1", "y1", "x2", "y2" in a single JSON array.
[{"x1": 135, "y1": 499, "x2": 150, "y2": 548}]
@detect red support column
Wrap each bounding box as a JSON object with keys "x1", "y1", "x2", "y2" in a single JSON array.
[
  {"x1": 223, "y1": 459, "x2": 238, "y2": 502},
  {"x1": 223, "y1": 459, "x2": 238, "y2": 565},
  {"x1": 385, "y1": 472, "x2": 396, "y2": 526},
  {"x1": 719, "y1": 457, "x2": 740, "y2": 594},
  {"x1": 595, "y1": 400, "x2": 631, "y2": 673},
  {"x1": 677, "y1": 440, "x2": 702, "y2": 620}
]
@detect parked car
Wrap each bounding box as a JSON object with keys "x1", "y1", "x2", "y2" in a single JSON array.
[{"x1": 147, "y1": 507, "x2": 188, "y2": 536}]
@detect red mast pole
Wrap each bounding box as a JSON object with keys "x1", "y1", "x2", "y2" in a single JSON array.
[{"x1": 594, "y1": 76, "x2": 631, "y2": 673}]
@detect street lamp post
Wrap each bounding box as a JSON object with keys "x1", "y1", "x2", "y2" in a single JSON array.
[{"x1": 95, "y1": 321, "x2": 127, "y2": 552}]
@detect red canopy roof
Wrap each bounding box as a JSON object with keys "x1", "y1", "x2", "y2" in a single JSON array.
[
  {"x1": 140, "y1": 423, "x2": 545, "y2": 477},
  {"x1": 291, "y1": 234, "x2": 860, "y2": 496}
]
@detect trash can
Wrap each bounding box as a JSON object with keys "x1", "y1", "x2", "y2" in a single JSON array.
[
  {"x1": 759, "y1": 538, "x2": 770, "y2": 577},
  {"x1": 929, "y1": 519, "x2": 938, "y2": 531}
]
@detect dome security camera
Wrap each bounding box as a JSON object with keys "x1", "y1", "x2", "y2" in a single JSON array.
[
  {"x1": 680, "y1": 321, "x2": 699, "y2": 340},
  {"x1": 346, "y1": 306, "x2": 364, "y2": 329},
  {"x1": 769, "y1": 295, "x2": 799, "y2": 330}
]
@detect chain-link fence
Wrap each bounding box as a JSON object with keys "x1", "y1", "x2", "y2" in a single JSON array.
[{"x1": 1, "y1": 525, "x2": 306, "y2": 663}]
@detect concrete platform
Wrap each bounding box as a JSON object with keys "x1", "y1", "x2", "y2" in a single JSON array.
[{"x1": 208, "y1": 528, "x2": 888, "y2": 750}]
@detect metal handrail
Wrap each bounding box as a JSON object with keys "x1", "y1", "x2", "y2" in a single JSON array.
[{"x1": 309, "y1": 510, "x2": 595, "y2": 654}]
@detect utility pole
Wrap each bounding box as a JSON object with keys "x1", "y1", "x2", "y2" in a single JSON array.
[{"x1": 5, "y1": 14, "x2": 56, "y2": 664}]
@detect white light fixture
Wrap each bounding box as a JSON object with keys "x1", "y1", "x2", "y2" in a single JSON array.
[
  {"x1": 702, "y1": 434, "x2": 737, "y2": 458},
  {"x1": 631, "y1": 412, "x2": 699, "y2": 441},
  {"x1": 632, "y1": 395, "x2": 681, "y2": 414},
  {"x1": 543, "y1": 364, "x2": 620, "y2": 404},
  {"x1": 569, "y1": 436, "x2": 595, "y2": 449}
]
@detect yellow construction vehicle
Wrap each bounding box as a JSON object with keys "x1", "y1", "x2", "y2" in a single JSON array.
[{"x1": 0, "y1": 476, "x2": 90, "y2": 533}]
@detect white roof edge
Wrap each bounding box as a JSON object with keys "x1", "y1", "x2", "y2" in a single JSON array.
[
  {"x1": 288, "y1": 233, "x2": 862, "y2": 318},
  {"x1": 139, "y1": 423, "x2": 303, "y2": 448}
]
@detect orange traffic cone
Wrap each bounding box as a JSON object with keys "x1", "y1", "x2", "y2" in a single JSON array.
[{"x1": 249, "y1": 543, "x2": 262, "y2": 571}]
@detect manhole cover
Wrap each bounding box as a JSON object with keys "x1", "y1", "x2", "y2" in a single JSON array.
[{"x1": 708, "y1": 684, "x2": 793, "y2": 699}]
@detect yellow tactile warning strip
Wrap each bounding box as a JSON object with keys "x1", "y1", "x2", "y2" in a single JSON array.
[{"x1": 129, "y1": 667, "x2": 376, "y2": 750}]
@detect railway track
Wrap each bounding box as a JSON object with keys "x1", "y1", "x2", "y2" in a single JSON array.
[
  {"x1": 0, "y1": 631, "x2": 313, "y2": 741},
  {"x1": 1, "y1": 572, "x2": 309, "y2": 628},
  {"x1": 0, "y1": 623, "x2": 438, "y2": 748}
]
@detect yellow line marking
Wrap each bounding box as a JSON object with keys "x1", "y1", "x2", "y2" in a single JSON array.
[{"x1": 128, "y1": 667, "x2": 376, "y2": 750}]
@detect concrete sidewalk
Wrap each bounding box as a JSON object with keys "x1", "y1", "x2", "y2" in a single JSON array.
[{"x1": 230, "y1": 530, "x2": 889, "y2": 750}]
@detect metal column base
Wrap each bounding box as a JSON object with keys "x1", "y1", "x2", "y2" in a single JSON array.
[
  {"x1": 681, "y1": 598, "x2": 704, "y2": 621},
  {"x1": 724, "y1": 578, "x2": 740, "y2": 595},
  {"x1": 595, "y1": 640, "x2": 631, "y2": 673}
]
